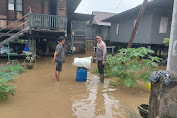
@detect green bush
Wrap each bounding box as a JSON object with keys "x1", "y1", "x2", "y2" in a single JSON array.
[
  {"x1": 0, "y1": 84, "x2": 16, "y2": 101},
  {"x1": 163, "y1": 38, "x2": 170, "y2": 47},
  {"x1": 93, "y1": 47, "x2": 162, "y2": 88},
  {"x1": 0, "y1": 61, "x2": 25, "y2": 101}
]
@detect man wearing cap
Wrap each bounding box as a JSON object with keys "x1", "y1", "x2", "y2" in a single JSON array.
[
  {"x1": 96, "y1": 35, "x2": 107, "y2": 83},
  {"x1": 52, "y1": 36, "x2": 65, "y2": 81}
]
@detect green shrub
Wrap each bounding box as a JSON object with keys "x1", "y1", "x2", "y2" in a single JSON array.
[
  {"x1": 0, "y1": 84, "x2": 16, "y2": 101},
  {"x1": 0, "y1": 61, "x2": 25, "y2": 101},
  {"x1": 93, "y1": 47, "x2": 162, "y2": 88},
  {"x1": 163, "y1": 38, "x2": 170, "y2": 47}
]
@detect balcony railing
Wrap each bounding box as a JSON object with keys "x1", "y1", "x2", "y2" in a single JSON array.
[{"x1": 29, "y1": 13, "x2": 67, "y2": 31}]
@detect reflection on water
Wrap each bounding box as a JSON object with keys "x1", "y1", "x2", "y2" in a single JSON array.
[{"x1": 71, "y1": 72, "x2": 127, "y2": 118}]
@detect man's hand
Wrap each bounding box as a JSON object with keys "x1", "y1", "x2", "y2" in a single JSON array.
[
  {"x1": 102, "y1": 61, "x2": 105, "y2": 65},
  {"x1": 52, "y1": 59, "x2": 55, "y2": 63}
]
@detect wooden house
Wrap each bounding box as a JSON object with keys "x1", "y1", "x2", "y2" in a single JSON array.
[
  {"x1": 103, "y1": 0, "x2": 174, "y2": 52},
  {"x1": 87, "y1": 11, "x2": 116, "y2": 42},
  {"x1": 0, "y1": 0, "x2": 83, "y2": 55}
]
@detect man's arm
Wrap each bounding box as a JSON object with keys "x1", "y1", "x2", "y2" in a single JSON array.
[
  {"x1": 102, "y1": 44, "x2": 107, "y2": 64},
  {"x1": 52, "y1": 51, "x2": 60, "y2": 63},
  {"x1": 52, "y1": 51, "x2": 59, "y2": 62}
]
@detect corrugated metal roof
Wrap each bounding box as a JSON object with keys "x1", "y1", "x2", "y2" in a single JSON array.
[{"x1": 92, "y1": 11, "x2": 116, "y2": 26}]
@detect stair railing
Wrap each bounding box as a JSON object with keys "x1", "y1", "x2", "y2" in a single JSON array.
[
  {"x1": 0, "y1": 13, "x2": 30, "y2": 32},
  {"x1": 0, "y1": 20, "x2": 29, "y2": 39}
]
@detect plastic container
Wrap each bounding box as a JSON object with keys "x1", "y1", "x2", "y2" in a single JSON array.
[
  {"x1": 24, "y1": 44, "x2": 29, "y2": 51},
  {"x1": 138, "y1": 104, "x2": 149, "y2": 118},
  {"x1": 76, "y1": 67, "x2": 87, "y2": 82}
]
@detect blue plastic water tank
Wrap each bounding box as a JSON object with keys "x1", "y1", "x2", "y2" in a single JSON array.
[{"x1": 76, "y1": 67, "x2": 87, "y2": 82}]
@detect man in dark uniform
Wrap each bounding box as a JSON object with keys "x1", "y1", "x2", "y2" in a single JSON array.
[
  {"x1": 96, "y1": 35, "x2": 107, "y2": 83},
  {"x1": 52, "y1": 36, "x2": 65, "y2": 81}
]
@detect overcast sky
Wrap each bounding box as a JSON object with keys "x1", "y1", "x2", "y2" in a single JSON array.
[{"x1": 75, "y1": 0, "x2": 144, "y2": 14}]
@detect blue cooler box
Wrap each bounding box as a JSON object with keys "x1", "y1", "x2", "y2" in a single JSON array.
[{"x1": 76, "y1": 67, "x2": 87, "y2": 82}]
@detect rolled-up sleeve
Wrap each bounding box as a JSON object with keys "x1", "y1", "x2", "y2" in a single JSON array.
[{"x1": 103, "y1": 44, "x2": 107, "y2": 61}]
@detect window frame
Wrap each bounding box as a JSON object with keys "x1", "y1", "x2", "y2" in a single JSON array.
[
  {"x1": 8, "y1": 0, "x2": 15, "y2": 11},
  {"x1": 116, "y1": 24, "x2": 119, "y2": 35},
  {"x1": 159, "y1": 17, "x2": 168, "y2": 34},
  {"x1": 16, "y1": 0, "x2": 22, "y2": 12},
  {"x1": 8, "y1": 0, "x2": 23, "y2": 12}
]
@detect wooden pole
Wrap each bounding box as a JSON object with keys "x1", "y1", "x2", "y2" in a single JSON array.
[{"x1": 127, "y1": 0, "x2": 148, "y2": 48}]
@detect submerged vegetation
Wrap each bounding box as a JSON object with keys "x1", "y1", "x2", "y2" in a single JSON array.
[
  {"x1": 93, "y1": 47, "x2": 162, "y2": 88},
  {"x1": 0, "y1": 60, "x2": 25, "y2": 101}
]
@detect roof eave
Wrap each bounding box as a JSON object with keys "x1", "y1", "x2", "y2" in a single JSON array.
[{"x1": 103, "y1": 0, "x2": 163, "y2": 22}]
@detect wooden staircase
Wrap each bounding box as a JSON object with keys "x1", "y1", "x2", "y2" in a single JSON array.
[
  {"x1": 0, "y1": 13, "x2": 30, "y2": 47},
  {"x1": 0, "y1": 12, "x2": 67, "y2": 47},
  {"x1": 0, "y1": 27, "x2": 29, "y2": 47}
]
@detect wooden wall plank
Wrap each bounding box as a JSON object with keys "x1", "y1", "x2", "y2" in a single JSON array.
[
  {"x1": 44, "y1": 0, "x2": 49, "y2": 14},
  {"x1": 0, "y1": 20, "x2": 7, "y2": 28},
  {"x1": 8, "y1": 20, "x2": 23, "y2": 29},
  {"x1": 57, "y1": 0, "x2": 66, "y2": 16},
  {"x1": 0, "y1": 0, "x2": 7, "y2": 17},
  {"x1": 24, "y1": 0, "x2": 42, "y2": 14}
]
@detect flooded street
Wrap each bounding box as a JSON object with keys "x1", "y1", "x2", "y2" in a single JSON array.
[{"x1": 0, "y1": 54, "x2": 149, "y2": 118}]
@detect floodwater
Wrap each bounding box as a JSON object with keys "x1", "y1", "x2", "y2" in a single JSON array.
[{"x1": 0, "y1": 54, "x2": 149, "y2": 118}]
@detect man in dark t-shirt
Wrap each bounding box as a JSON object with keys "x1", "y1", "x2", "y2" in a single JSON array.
[{"x1": 52, "y1": 36, "x2": 65, "y2": 81}]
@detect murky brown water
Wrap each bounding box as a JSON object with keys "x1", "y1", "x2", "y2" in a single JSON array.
[
  {"x1": 0, "y1": 53, "x2": 149, "y2": 118},
  {"x1": 0, "y1": 62, "x2": 7, "y2": 68}
]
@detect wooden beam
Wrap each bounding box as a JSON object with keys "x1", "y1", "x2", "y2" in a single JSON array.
[
  {"x1": 41, "y1": 0, "x2": 44, "y2": 14},
  {"x1": 0, "y1": 33, "x2": 15, "y2": 36},
  {"x1": 127, "y1": 0, "x2": 149, "y2": 48}
]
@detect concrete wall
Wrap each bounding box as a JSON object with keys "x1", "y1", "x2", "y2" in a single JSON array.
[
  {"x1": 150, "y1": 8, "x2": 172, "y2": 44},
  {"x1": 148, "y1": 71, "x2": 177, "y2": 118}
]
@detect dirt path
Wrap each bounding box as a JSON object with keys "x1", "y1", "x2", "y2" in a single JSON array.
[{"x1": 0, "y1": 55, "x2": 149, "y2": 118}]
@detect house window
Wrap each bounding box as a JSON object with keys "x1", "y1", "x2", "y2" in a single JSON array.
[
  {"x1": 8, "y1": 0, "x2": 22, "y2": 11},
  {"x1": 159, "y1": 17, "x2": 168, "y2": 33},
  {"x1": 116, "y1": 24, "x2": 119, "y2": 34},
  {"x1": 8, "y1": 0, "x2": 15, "y2": 10},
  {"x1": 16, "y1": 0, "x2": 22, "y2": 11},
  {"x1": 134, "y1": 20, "x2": 137, "y2": 26}
]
